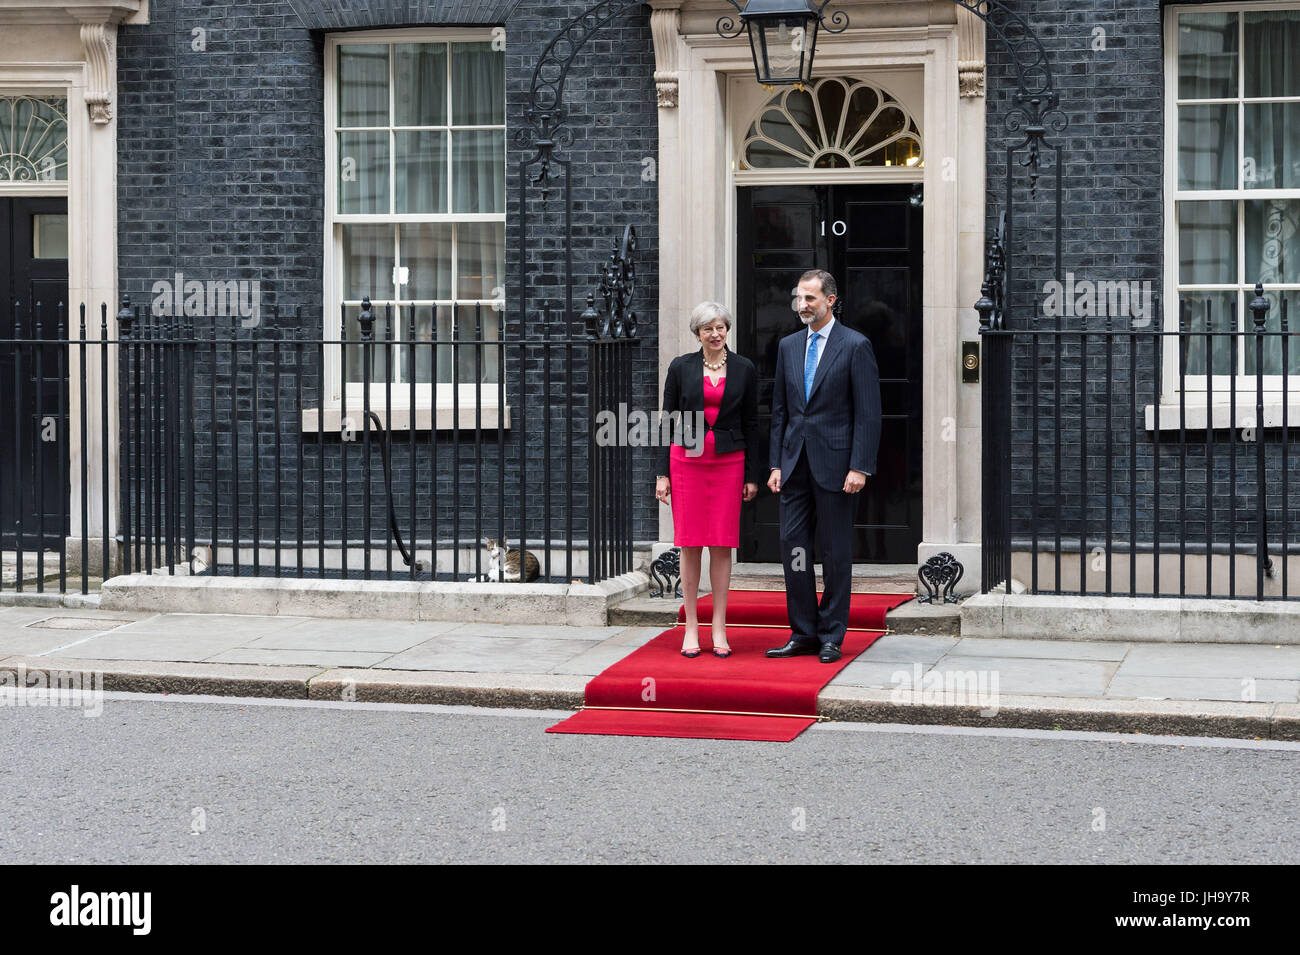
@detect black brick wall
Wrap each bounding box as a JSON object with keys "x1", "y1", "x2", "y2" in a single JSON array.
[
  {"x1": 988, "y1": 0, "x2": 1296, "y2": 565},
  {"x1": 116, "y1": 0, "x2": 661, "y2": 576}
]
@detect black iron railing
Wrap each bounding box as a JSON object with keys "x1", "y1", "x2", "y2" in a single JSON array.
[
  {"x1": 0, "y1": 297, "x2": 639, "y2": 594},
  {"x1": 981, "y1": 281, "x2": 1300, "y2": 600}
]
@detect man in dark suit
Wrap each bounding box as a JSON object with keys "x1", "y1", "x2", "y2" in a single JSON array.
[{"x1": 765, "y1": 270, "x2": 882, "y2": 663}]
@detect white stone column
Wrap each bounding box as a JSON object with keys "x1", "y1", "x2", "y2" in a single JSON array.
[
  {"x1": 919, "y1": 25, "x2": 959, "y2": 555},
  {"x1": 651, "y1": 0, "x2": 684, "y2": 551},
  {"x1": 72, "y1": 16, "x2": 125, "y2": 556}
]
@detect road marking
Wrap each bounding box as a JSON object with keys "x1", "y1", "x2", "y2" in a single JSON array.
[{"x1": 74, "y1": 691, "x2": 1300, "y2": 751}]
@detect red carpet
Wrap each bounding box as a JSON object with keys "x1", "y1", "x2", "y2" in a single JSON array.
[{"x1": 546, "y1": 589, "x2": 913, "y2": 742}]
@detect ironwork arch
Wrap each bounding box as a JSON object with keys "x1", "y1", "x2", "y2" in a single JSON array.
[{"x1": 516, "y1": 0, "x2": 1067, "y2": 331}]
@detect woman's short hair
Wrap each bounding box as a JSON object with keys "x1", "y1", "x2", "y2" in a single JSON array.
[{"x1": 689, "y1": 301, "x2": 733, "y2": 335}]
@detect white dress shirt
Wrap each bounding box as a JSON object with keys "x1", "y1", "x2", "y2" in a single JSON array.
[{"x1": 805, "y1": 316, "x2": 834, "y2": 378}]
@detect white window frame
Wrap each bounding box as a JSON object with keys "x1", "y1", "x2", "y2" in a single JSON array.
[
  {"x1": 315, "y1": 27, "x2": 509, "y2": 432},
  {"x1": 1158, "y1": 0, "x2": 1300, "y2": 428}
]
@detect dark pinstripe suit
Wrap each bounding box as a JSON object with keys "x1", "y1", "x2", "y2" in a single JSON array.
[{"x1": 769, "y1": 319, "x2": 882, "y2": 647}]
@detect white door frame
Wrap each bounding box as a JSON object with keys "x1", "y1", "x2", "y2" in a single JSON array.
[
  {"x1": 654, "y1": 22, "x2": 986, "y2": 582},
  {"x1": 0, "y1": 47, "x2": 124, "y2": 554}
]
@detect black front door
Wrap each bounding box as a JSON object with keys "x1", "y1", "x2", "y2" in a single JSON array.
[
  {"x1": 0, "y1": 196, "x2": 70, "y2": 549},
  {"x1": 736, "y1": 183, "x2": 922, "y2": 564}
]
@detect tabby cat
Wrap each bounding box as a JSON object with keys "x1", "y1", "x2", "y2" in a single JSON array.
[{"x1": 481, "y1": 538, "x2": 541, "y2": 582}]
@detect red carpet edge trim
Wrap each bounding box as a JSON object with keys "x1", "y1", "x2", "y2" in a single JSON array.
[{"x1": 579, "y1": 704, "x2": 827, "y2": 720}]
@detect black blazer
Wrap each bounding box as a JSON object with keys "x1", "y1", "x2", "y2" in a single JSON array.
[
  {"x1": 658, "y1": 346, "x2": 761, "y2": 483},
  {"x1": 769, "y1": 320, "x2": 881, "y2": 491}
]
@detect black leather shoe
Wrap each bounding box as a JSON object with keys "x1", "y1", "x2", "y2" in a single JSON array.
[
  {"x1": 818, "y1": 643, "x2": 842, "y2": 664},
  {"x1": 766, "y1": 639, "x2": 820, "y2": 658}
]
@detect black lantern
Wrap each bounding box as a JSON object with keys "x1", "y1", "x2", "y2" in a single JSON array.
[{"x1": 717, "y1": 0, "x2": 848, "y2": 89}]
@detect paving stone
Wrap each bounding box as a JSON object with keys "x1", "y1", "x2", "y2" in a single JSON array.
[
  {"x1": 1107, "y1": 675, "x2": 1300, "y2": 704},
  {"x1": 109, "y1": 613, "x2": 306, "y2": 638},
  {"x1": 928, "y1": 656, "x2": 1118, "y2": 698},
  {"x1": 204, "y1": 648, "x2": 395, "y2": 668},
  {"x1": 944, "y1": 637, "x2": 1132, "y2": 661},
  {"x1": 0, "y1": 627, "x2": 108, "y2": 657},
  {"x1": 43, "y1": 631, "x2": 251, "y2": 663},
  {"x1": 249, "y1": 618, "x2": 460, "y2": 651},
  {"x1": 441, "y1": 622, "x2": 621, "y2": 642},
  {"x1": 857, "y1": 634, "x2": 958, "y2": 664},
  {"x1": 1119, "y1": 644, "x2": 1300, "y2": 680},
  {"x1": 602, "y1": 626, "x2": 671, "y2": 647},
  {"x1": 830, "y1": 660, "x2": 932, "y2": 688},
  {"x1": 374, "y1": 634, "x2": 597, "y2": 673},
  {"x1": 548, "y1": 643, "x2": 639, "y2": 676}
]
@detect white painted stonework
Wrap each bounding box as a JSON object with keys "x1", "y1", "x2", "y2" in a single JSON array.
[
  {"x1": 651, "y1": 0, "x2": 986, "y2": 588},
  {"x1": 0, "y1": 1, "x2": 148, "y2": 553}
]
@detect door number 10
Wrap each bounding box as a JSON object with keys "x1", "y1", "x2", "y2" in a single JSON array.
[{"x1": 821, "y1": 219, "x2": 847, "y2": 236}]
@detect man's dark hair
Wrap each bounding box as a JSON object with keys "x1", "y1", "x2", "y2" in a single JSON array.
[{"x1": 799, "y1": 269, "x2": 837, "y2": 299}]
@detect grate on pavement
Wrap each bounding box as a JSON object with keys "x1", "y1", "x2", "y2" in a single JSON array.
[{"x1": 24, "y1": 616, "x2": 133, "y2": 632}]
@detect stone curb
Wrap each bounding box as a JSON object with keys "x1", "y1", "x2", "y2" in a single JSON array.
[
  {"x1": 818, "y1": 687, "x2": 1289, "y2": 740},
  {"x1": 306, "y1": 668, "x2": 587, "y2": 710},
  {"x1": 0, "y1": 655, "x2": 320, "y2": 699},
  {"x1": 3, "y1": 654, "x2": 1298, "y2": 741}
]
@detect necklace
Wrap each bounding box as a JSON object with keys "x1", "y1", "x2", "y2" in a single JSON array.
[{"x1": 702, "y1": 352, "x2": 727, "y2": 371}]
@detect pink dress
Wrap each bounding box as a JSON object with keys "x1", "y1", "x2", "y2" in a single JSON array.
[{"x1": 670, "y1": 375, "x2": 745, "y2": 547}]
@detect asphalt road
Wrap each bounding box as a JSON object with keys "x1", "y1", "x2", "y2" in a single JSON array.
[{"x1": 2, "y1": 693, "x2": 1298, "y2": 864}]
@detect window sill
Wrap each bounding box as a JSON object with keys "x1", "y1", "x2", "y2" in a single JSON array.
[
  {"x1": 301, "y1": 404, "x2": 511, "y2": 433},
  {"x1": 1144, "y1": 396, "x2": 1300, "y2": 432}
]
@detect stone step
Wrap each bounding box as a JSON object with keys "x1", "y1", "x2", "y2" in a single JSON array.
[
  {"x1": 608, "y1": 596, "x2": 679, "y2": 627},
  {"x1": 608, "y1": 588, "x2": 961, "y2": 635},
  {"x1": 729, "y1": 573, "x2": 917, "y2": 593},
  {"x1": 962, "y1": 592, "x2": 1300, "y2": 644}
]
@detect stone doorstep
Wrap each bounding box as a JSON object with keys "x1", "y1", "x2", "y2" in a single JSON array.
[
  {"x1": 963, "y1": 593, "x2": 1300, "y2": 645},
  {"x1": 97, "y1": 571, "x2": 649, "y2": 627},
  {"x1": 4, "y1": 656, "x2": 1297, "y2": 742},
  {"x1": 728, "y1": 574, "x2": 918, "y2": 592}
]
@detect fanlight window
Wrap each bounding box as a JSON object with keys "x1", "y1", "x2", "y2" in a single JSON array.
[
  {"x1": 0, "y1": 97, "x2": 68, "y2": 183},
  {"x1": 740, "y1": 78, "x2": 922, "y2": 170}
]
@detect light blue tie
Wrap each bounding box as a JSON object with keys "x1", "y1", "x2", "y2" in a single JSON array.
[{"x1": 804, "y1": 331, "x2": 820, "y2": 402}]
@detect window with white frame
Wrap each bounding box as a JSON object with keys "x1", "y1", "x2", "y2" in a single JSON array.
[
  {"x1": 325, "y1": 30, "x2": 505, "y2": 409},
  {"x1": 1167, "y1": 3, "x2": 1300, "y2": 388}
]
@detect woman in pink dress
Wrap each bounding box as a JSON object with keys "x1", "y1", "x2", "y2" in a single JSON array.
[{"x1": 655, "y1": 303, "x2": 760, "y2": 657}]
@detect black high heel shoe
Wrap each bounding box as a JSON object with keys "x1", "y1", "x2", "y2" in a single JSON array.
[
  {"x1": 711, "y1": 646, "x2": 732, "y2": 658},
  {"x1": 681, "y1": 646, "x2": 702, "y2": 658}
]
